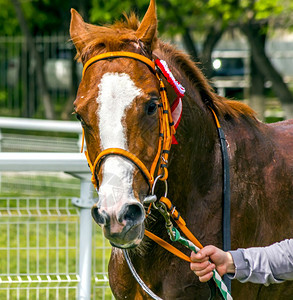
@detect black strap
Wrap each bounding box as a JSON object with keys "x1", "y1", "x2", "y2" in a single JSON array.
[
  {"x1": 217, "y1": 127, "x2": 231, "y2": 249},
  {"x1": 217, "y1": 126, "x2": 231, "y2": 293},
  {"x1": 208, "y1": 106, "x2": 231, "y2": 294}
]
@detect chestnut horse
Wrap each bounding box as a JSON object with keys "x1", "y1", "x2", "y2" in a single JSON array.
[{"x1": 70, "y1": 1, "x2": 293, "y2": 299}]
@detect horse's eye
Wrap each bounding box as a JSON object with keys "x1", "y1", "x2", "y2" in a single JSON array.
[{"x1": 146, "y1": 101, "x2": 158, "y2": 115}]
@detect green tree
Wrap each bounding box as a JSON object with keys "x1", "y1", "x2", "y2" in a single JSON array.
[
  {"x1": 0, "y1": 0, "x2": 81, "y2": 36},
  {"x1": 0, "y1": 0, "x2": 92, "y2": 119},
  {"x1": 89, "y1": 0, "x2": 223, "y2": 74},
  {"x1": 0, "y1": 0, "x2": 21, "y2": 35},
  {"x1": 207, "y1": 0, "x2": 293, "y2": 118}
]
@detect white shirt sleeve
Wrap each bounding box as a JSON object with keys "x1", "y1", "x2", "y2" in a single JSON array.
[{"x1": 227, "y1": 239, "x2": 293, "y2": 285}]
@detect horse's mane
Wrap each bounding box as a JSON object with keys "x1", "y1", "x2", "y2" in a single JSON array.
[
  {"x1": 78, "y1": 13, "x2": 256, "y2": 121},
  {"x1": 156, "y1": 41, "x2": 256, "y2": 120}
]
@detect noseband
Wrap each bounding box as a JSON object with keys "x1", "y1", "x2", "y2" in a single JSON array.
[{"x1": 82, "y1": 51, "x2": 175, "y2": 190}]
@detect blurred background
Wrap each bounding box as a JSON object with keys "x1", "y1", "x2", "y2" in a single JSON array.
[
  {"x1": 0, "y1": 0, "x2": 292, "y2": 299},
  {"x1": 1, "y1": 0, "x2": 293, "y2": 122}
]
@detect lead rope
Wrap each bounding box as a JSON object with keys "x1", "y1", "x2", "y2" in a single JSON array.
[
  {"x1": 144, "y1": 196, "x2": 233, "y2": 300},
  {"x1": 169, "y1": 228, "x2": 233, "y2": 300}
]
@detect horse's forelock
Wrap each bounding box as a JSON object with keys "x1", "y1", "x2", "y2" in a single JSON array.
[
  {"x1": 111, "y1": 13, "x2": 140, "y2": 31},
  {"x1": 74, "y1": 13, "x2": 141, "y2": 62}
]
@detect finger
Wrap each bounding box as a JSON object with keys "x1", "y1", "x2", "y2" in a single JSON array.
[
  {"x1": 190, "y1": 260, "x2": 210, "y2": 272},
  {"x1": 190, "y1": 251, "x2": 209, "y2": 262},
  {"x1": 193, "y1": 263, "x2": 215, "y2": 277},
  {"x1": 198, "y1": 271, "x2": 214, "y2": 283},
  {"x1": 199, "y1": 245, "x2": 218, "y2": 258},
  {"x1": 190, "y1": 245, "x2": 217, "y2": 262}
]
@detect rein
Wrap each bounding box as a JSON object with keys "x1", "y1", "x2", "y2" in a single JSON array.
[{"x1": 81, "y1": 51, "x2": 231, "y2": 299}]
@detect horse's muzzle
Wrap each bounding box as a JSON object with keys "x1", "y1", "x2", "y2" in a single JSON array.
[{"x1": 91, "y1": 202, "x2": 145, "y2": 248}]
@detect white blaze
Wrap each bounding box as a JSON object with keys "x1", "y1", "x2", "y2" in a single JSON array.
[{"x1": 97, "y1": 73, "x2": 141, "y2": 207}]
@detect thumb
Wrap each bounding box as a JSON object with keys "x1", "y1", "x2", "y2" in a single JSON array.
[
  {"x1": 191, "y1": 251, "x2": 202, "y2": 260},
  {"x1": 191, "y1": 248, "x2": 208, "y2": 262}
]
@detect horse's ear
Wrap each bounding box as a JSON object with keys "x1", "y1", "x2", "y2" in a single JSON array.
[
  {"x1": 70, "y1": 9, "x2": 89, "y2": 55},
  {"x1": 135, "y1": 0, "x2": 157, "y2": 49}
]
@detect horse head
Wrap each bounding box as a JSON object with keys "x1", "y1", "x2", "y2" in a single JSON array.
[{"x1": 70, "y1": 0, "x2": 162, "y2": 248}]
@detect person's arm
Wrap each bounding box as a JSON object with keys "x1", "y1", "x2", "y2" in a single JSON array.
[
  {"x1": 229, "y1": 239, "x2": 293, "y2": 285},
  {"x1": 190, "y1": 239, "x2": 293, "y2": 285}
]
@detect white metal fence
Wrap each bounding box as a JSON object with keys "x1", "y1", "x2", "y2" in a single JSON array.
[
  {"x1": 0, "y1": 118, "x2": 114, "y2": 299},
  {"x1": 0, "y1": 196, "x2": 80, "y2": 299},
  {"x1": 0, "y1": 116, "x2": 82, "y2": 153}
]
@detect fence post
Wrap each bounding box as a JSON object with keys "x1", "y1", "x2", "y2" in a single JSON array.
[
  {"x1": 0, "y1": 129, "x2": 2, "y2": 192},
  {"x1": 73, "y1": 175, "x2": 96, "y2": 300}
]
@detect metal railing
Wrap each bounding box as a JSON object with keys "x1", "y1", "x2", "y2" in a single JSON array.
[
  {"x1": 0, "y1": 117, "x2": 82, "y2": 153},
  {"x1": 0, "y1": 118, "x2": 113, "y2": 299}
]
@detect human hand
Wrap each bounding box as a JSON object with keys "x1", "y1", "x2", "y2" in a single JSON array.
[{"x1": 190, "y1": 245, "x2": 235, "y2": 282}]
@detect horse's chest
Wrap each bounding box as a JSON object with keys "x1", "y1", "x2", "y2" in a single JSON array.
[{"x1": 109, "y1": 250, "x2": 215, "y2": 299}]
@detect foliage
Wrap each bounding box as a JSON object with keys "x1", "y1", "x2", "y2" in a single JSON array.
[
  {"x1": 206, "y1": 0, "x2": 288, "y2": 27},
  {"x1": 0, "y1": 0, "x2": 20, "y2": 35},
  {"x1": 1, "y1": 0, "x2": 292, "y2": 38},
  {"x1": 89, "y1": 0, "x2": 207, "y2": 37},
  {"x1": 87, "y1": 0, "x2": 293, "y2": 44},
  {"x1": 0, "y1": 0, "x2": 75, "y2": 36}
]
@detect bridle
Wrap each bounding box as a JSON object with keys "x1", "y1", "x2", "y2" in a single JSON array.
[
  {"x1": 82, "y1": 51, "x2": 175, "y2": 191},
  {"x1": 80, "y1": 51, "x2": 232, "y2": 299}
]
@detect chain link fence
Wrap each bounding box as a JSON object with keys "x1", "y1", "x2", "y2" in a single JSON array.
[{"x1": 0, "y1": 196, "x2": 113, "y2": 300}]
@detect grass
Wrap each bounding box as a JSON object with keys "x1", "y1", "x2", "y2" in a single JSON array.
[
  {"x1": 0, "y1": 173, "x2": 80, "y2": 197},
  {"x1": 0, "y1": 174, "x2": 114, "y2": 299}
]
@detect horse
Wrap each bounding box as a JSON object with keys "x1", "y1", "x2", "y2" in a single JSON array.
[{"x1": 70, "y1": 0, "x2": 293, "y2": 299}]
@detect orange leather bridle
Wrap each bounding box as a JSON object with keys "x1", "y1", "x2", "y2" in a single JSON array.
[
  {"x1": 81, "y1": 51, "x2": 175, "y2": 190},
  {"x1": 80, "y1": 51, "x2": 207, "y2": 256}
]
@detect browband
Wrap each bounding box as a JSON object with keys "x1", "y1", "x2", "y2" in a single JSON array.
[{"x1": 82, "y1": 51, "x2": 156, "y2": 78}]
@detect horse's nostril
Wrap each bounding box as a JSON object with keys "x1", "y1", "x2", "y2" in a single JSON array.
[
  {"x1": 119, "y1": 203, "x2": 144, "y2": 224},
  {"x1": 91, "y1": 206, "x2": 107, "y2": 225}
]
